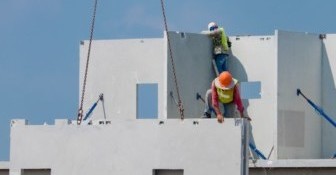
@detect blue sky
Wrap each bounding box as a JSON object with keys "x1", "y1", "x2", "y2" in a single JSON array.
[{"x1": 1, "y1": 0, "x2": 336, "y2": 160}]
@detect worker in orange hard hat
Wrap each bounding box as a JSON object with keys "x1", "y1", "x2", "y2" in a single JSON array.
[
  {"x1": 203, "y1": 22, "x2": 232, "y2": 73},
  {"x1": 203, "y1": 71, "x2": 251, "y2": 123}
]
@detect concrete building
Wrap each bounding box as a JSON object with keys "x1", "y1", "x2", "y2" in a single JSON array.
[{"x1": 3, "y1": 30, "x2": 336, "y2": 174}]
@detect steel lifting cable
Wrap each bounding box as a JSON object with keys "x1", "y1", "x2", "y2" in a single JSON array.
[
  {"x1": 77, "y1": 0, "x2": 99, "y2": 125},
  {"x1": 159, "y1": 0, "x2": 185, "y2": 120}
]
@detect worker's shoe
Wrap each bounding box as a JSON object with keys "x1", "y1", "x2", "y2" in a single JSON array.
[{"x1": 202, "y1": 112, "x2": 211, "y2": 118}]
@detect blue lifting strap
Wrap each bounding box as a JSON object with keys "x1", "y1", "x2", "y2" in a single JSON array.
[
  {"x1": 83, "y1": 102, "x2": 98, "y2": 121},
  {"x1": 297, "y1": 89, "x2": 336, "y2": 127},
  {"x1": 83, "y1": 93, "x2": 104, "y2": 121}
]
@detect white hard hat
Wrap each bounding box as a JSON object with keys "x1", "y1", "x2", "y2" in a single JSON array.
[{"x1": 208, "y1": 22, "x2": 218, "y2": 31}]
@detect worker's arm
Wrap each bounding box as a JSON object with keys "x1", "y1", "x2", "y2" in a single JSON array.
[
  {"x1": 201, "y1": 30, "x2": 210, "y2": 35},
  {"x1": 201, "y1": 30, "x2": 221, "y2": 37},
  {"x1": 211, "y1": 82, "x2": 224, "y2": 123},
  {"x1": 209, "y1": 30, "x2": 222, "y2": 37},
  {"x1": 233, "y1": 85, "x2": 251, "y2": 121}
]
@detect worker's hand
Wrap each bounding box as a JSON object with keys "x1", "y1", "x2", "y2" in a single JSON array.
[{"x1": 217, "y1": 114, "x2": 224, "y2": 123}]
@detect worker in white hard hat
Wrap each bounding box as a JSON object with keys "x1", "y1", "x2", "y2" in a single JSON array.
[{"x1": 204, "y1": 22, "x2": 231, "y2": 73}]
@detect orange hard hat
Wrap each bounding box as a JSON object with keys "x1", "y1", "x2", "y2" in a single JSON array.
[{"x1": 215, "y1": 71, "x2": 236, "y2": 90}]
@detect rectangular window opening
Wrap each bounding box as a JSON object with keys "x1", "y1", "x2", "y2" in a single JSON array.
[
  {"x1": 240, "y1": 81, "x2": 261, "y2": 99},
  {"x1": 22, "y1": 169, "x2": 51, "y2": 175},
  {"x1": 137, "y1": 83, "x2": 158, "y2": 119},
  {"x1": 0, "y1": 169, "x2": 9, "y2": 175},
  {"x1": 153, "y1": 169, "x2": 184, "y2": 175}
]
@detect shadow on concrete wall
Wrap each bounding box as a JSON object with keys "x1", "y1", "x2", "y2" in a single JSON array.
[
  {"x1": 229, "y1": 51, "x2": 264, "y2": 159},
  {"x1": 321, "y1": 41, "x2": 336, "y2": 158},
  {"x1": 228, "y1": 52, "x2": 250, "y2": 112}
]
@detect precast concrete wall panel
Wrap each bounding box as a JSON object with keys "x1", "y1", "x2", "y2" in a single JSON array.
[
  {"x1": 250, "y1": 168, "x2": 336, "y2": 175},
  {"x1": 73, "y1": 30, "x2": 333, "y2": 162},
  {"x1": 322, "y1": 34, "x2": 336, "y2": 158},
  {"x1": 80, "y1": 39, "x2": 164, "y2": 120},
  {"x1": 277, "y1": 31, "x2": 322, "y2": 159},
  {"x1": 165, "y1": 32, "x2": 214, "y2": 119},
  {"x1": 10, "y1": 119, "x2": 247, "y2": 175},
  {"x1": 229, "y1": 35, "x2": 277, "y2": 159}
]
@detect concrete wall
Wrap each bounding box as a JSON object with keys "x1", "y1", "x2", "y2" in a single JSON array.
[
  {"x1": 79, "y1": 39, "x2": 165, "y2": 120},
  {"x1": 166, "y1": 32, "x2": 280, "y2": 160},
  {"x1": 250, "y1": 168, "x2": 336, "y2": 175},
  {"x1": 277, "y1": 31, "x2": 322, "y2": 159},
  {"x1": 78, "y1": 31, "x2": 334, "y2": 161},
  {"x1": 229, "y1": 35, "x2": 277, "y2": 159},
  {"x1": 10, "y1": 119, "x2": 247, "y2": 175},
  {"x1": 250, "y1": 159, "x2": 336, "y2": 175},
  {"x1": 321, "y1": 34, "x2": 336, "y2": 158},
  {"x1": 165, "y1": 32, "x2": 214, "y2": 119},
  {"x1": 5, "y1": 30, "x2": 336, "y2": 175}
]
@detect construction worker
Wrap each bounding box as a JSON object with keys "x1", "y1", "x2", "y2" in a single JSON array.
[
  {"x1": 204, "y1": 22, "x2": 231, "y2": 73},
  {"x1": 203, "y1": 71, "x2": 251, "y2": 123}
]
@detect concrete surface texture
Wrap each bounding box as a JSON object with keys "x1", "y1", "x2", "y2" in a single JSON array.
[
  {"x1": 165, "y1": 32, "x2": 215, "y2": 119},
  {"x1": 277, "y1": 30, "x2": 322, "y2": 159},
  {"x1": 6, "y1": 30, "x2": 336, "y2": 175},
  {"x1": 321, "y1": 34, "x2": 336, "y2": 158},
  {"x1": 79, "y1": 38, "x2": 165, "y2": 120},
  {"x1": 10, "y1": 119, "x2": 247, "y2": 175},
  {"x1": 79, "y1": 31, "x2": 336, "y2": 159},
  {"x1": 228, "y1": 34, "x2": 277, "y2": 160}
]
